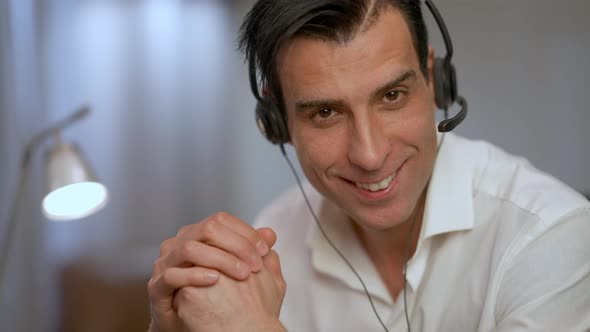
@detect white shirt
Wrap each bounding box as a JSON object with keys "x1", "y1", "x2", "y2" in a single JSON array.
[{"x1": 253, "y1": 133, "x2": 590, "y2": 332}]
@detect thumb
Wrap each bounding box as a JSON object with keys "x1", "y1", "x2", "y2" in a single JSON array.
[
  {"x1": 262, "y1": 249, "x2": 286, "y2": 293},
  {"x1": 256, "y1": 227, "x2": 277, "y2": 248},
  {"x1": 256, "y1": 227, "x2": 284, "y2": 290}
]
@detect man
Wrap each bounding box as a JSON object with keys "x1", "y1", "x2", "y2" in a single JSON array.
[{"x1": 147, "y1": 1, "x2": 590, "y2": 331}]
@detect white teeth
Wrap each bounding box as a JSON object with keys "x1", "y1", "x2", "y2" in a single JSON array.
[{"x1": 355, "y1": 173, "x2": 396, "y2": 192}]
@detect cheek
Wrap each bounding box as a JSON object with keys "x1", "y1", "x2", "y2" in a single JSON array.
[
  {"x1": 394, "y1": 103, "x2": 438, "y2": 167},
  {"x1": 413, "y1": 111, "x2": 438, "y2": 172},
  {"x1": 291, "y1": 124, "x2": 345, "y2": 176},
  {"x1": 422, "y1": 108, "x2": 438, "y2": 148},
  {"x1": 408, "y1": 98, "x2": 437, "y2": 139},
  {"x1": 414, "y1": 112, "x2": 437, "y2": 146}
]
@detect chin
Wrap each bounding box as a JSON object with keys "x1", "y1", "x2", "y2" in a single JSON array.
[
  {"x1": 357, "y1": 213, "x2": 407, "y2": 230},
  {"x1": 343, "y1": 200, "x2": 412, "y2": 230}
]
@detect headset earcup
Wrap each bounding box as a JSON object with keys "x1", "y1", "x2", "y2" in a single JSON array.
[
  {"x1": 255, "y1": 101, "x2": 273, "y2": 142},
  {"x1": 433, "y1": 57, "x2": 458, "y2": 110},
  {"x1": 255, "y1": 98, "x2": 290, "y2": 145},
  {"x1": 433, "y1": 57, "x2": 448, "y2": 109}
]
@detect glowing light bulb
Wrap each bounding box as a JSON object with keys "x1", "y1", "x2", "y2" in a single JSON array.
[{"x1": 42, "y1": 182, "x2": 108, "y2": 221}]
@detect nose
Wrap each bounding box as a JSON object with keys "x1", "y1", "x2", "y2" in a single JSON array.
[{"x1": 347, "y1": 111, "x2": 389, "y2": 171}]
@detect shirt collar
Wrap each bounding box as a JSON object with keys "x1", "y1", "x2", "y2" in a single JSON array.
[
  {"x1": 404, "y1": 132, "x2": 475, "y2": 290},
  {"x1": 421, "y1": 132, "x2": 475, "y2": 239},
  {"x1": 305, "y1": 132, "x2": 476, "y2": 303}
]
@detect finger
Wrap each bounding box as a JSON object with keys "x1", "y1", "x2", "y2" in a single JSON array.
[
  {"x1": 256, "y1": 227, "x2": 277, "y2": 249},
  {"x1": 262, "y1": 250, "x2": 286, "y2": 293},
  {"x1": 179, "y1": 216, "x2": 265, "y2": 272},
  {"x1": 211, "y1": 212, "x2": 270, "y2": 256},
  {"x1": 148, "y1": 266, "x2": 220, "y2": 301},
  {"x1": 161, "y1": 240, "x2": 253, "y2": 280},
  {"x1": 176, "y1": 224, "x2": 194, "y2": 237},
  {"x1": 159, "y1": 237, "x2": 176, "y2": 256}
]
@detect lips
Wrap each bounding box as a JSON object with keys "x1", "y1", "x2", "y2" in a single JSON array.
[
  {"x1": 344, "y1": 156, "x2": 411, "y2": 199},
  {"x1": 354, "y1": 172, "x2": 396, "y2": 192}
]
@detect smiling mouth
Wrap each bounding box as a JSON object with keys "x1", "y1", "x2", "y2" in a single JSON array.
[{"x1": 354, "y1": 172, "x2": 397, "y2": 192}]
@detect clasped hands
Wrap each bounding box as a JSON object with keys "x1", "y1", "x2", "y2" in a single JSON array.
[{"x1": 147, "y1": 212, "x2": 287, "y2": 332}]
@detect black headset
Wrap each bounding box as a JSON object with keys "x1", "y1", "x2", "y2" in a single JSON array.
[{"x1": 250, "y1": 0, "x2": 467, "y2": 145}]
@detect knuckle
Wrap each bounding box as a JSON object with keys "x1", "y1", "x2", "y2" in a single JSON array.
[
  {"x1": 279, "y1": 279, "x2": 287, "y2": 294},
  {"x1": 159, "y1": 238, "x2": 174, "y2": 255},
  {"x1": 176, "y1": 286, "x2": 200, "y2": 304},
  {"x1": 246, "y1": 230, "x2": 261, "y2": 244},
  {"x1": 212, "y1": 211, "x2": 230, "y2": 221},
  {"x1": 200, "y1": 219, "x2": 219, "y2": 240},
  {"x1": 176, "y1": 225, "x2": 192, "y2": 237},
  {"x1": 175, "y1": 289, "x2": 196, "y2": 319},
  {"x1": 152, "y1": 257, "x2": 164, "y2": 273},
  {"x1": 233, "y1": 239, "x2": 252, "y2": 255},
  {"x1": 179, "y1": 241, "x2": 196, "y2": 259},
  {"x1": 175, "y1": 288, "x2": 189, "y2": 307}
]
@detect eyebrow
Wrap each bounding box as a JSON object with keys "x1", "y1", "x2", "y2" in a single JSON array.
[
  {"x1": 370, "y1": 69, "x2": 416, "y2": 102},
  {"x1": 294, "y1": 69, "x2": 417, "y2": 112},
  {"x1": 295, "y1": 98, "x2": 348, "y2": 113}
]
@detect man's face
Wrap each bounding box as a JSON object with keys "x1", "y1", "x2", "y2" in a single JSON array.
[{"x1": 277, "y1": 8, "x2": 437, "y2": 230}]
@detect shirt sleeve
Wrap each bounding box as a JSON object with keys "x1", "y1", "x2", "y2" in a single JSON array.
[{"x1": 493, "y1": 207, "x2": 590, "y2": 332}]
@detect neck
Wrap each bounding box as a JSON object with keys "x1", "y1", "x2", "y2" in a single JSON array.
[
  {"x1": 352, "y1": 191, "x2": 427, "y2": 300},
  {"x1": 354, "y1": 191, "x2": 426, "y2": 259}
]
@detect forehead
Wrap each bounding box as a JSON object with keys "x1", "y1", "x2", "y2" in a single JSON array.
[{"x1": 276, "y1": 7, "x2": 418, "y2": 101}]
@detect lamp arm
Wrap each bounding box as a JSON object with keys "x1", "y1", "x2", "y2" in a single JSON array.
[
  {"x1": 0, "y1": 153, "x2": 32, "y2": 296},
  {"x1": 22, "y1": 105, "x2": 90, "y2": 167},
  {"x1": 0, "y1": 105, "x2": 91, "y2": 296}
]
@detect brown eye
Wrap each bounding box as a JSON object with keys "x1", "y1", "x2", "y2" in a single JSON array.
[
  {"x1": 384, "y1": 90, "x2": 400, "y2": 102},
  {"x1": 317, "y1": 108, "x2": 333, "y2": 118},
  {"x1": 310, "y1": 107, "x2": 341, "y2": 125}
]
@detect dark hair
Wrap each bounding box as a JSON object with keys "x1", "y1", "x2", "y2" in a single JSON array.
[{"x1": 238, "y1": 0, "x2": 428, "y2": 117}]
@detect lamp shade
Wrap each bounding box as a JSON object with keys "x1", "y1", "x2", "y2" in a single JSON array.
[{"x1": 42, "y1": 140, "x2": 108, "y2": 221}]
